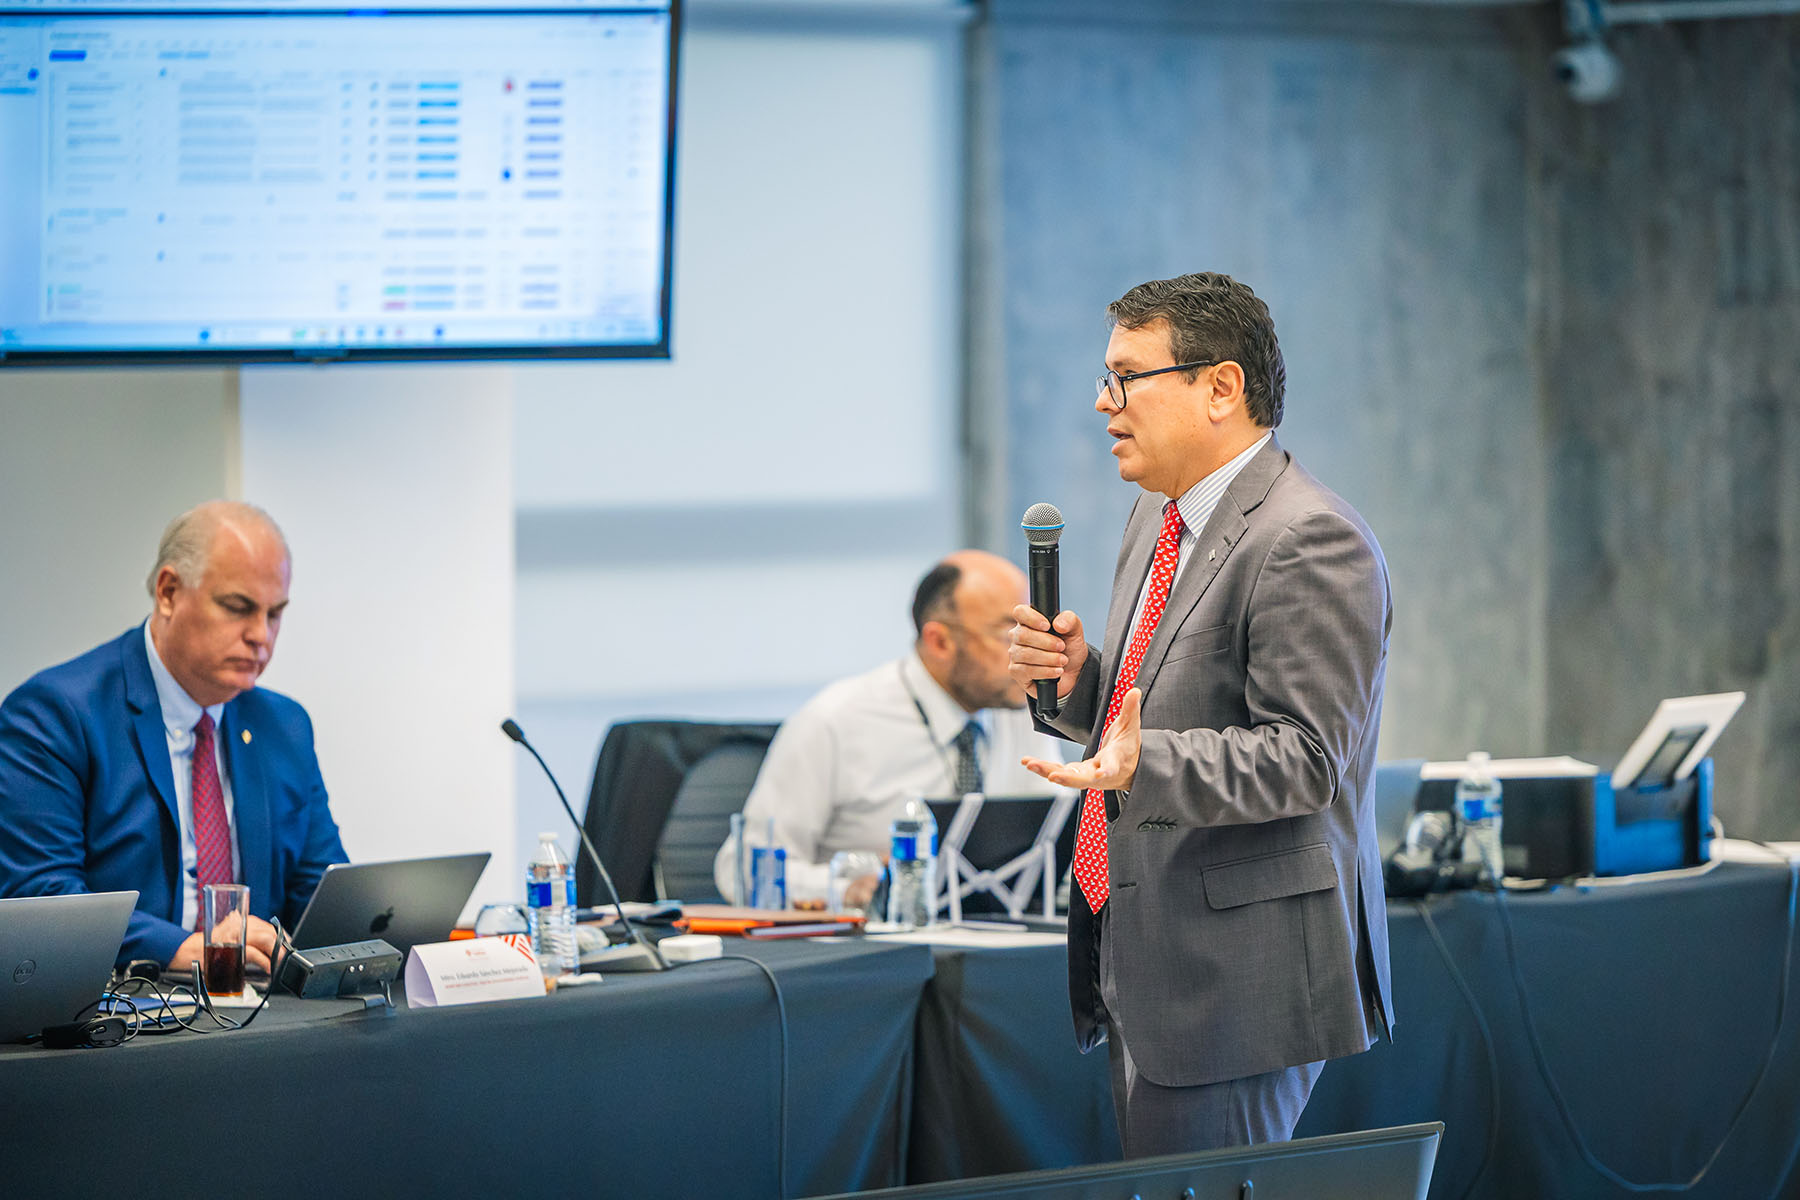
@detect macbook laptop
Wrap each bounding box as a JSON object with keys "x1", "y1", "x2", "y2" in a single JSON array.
[
  {"x1": 290, "y1": 853, "x2": 490, "y2": 956},
  {"x1": 0, "y1": 890, "x2": 137, "y2": 1044}
]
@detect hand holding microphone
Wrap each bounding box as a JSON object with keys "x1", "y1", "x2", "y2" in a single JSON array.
[
  {"x1": 1012, "y1": 502, "x2": 1087, "y2": 716},
  {"x1": 1009, "y1": 605, "x2": 1089, "y2": 705}
]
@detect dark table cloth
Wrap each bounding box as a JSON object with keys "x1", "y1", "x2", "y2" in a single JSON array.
[
  {"x1": 908, "y1": 859, "x2": 1800, "y2": 1199},
  {"x1": 7, "y1": 860, "x2": 1797, "y2": 1200},
  {"x1": 0, "y1": 937, "x2": 935, "y2": 1200}
]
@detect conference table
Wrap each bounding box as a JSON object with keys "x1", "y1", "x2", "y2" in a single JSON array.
[
  {"x1": 911, "y1": 852, "x2": 1800, "y2": 1200},
  {"x1": 1302, "y1": 850, "x2": 1800, "y2": 1200},
  {"x1": 0, "y1": 938, "x2": 937, "y2": 1200},
  {"x1": 6, "y1": 856, "x2": 1798, "y2": 1200}
]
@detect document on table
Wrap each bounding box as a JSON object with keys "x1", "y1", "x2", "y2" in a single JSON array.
[
  {"x1": 1420, "y1": 755, "x2": 1599, "y2": 780},
  {"x1": 862, "y1": 926, "x2": 1067, "y2": 949}
]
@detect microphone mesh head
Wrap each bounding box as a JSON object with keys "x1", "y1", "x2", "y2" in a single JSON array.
[{"x1": 1021, "y1": 502, "x2": 1064, "y2": 547}]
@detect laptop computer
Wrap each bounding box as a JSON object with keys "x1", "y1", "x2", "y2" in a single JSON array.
[
  {"x1": 925, "y1": 795, "x2": 1076, "y2": 918},
  {"x1": 1374, "y1": 758, "x2": 1427, "y2": 861},
  {"x1": 289, "y1": 853, "x2": 490, "y2": 956},
  {"x1": 0, "y1": 890, "x2": 137, "y2": 1043}
]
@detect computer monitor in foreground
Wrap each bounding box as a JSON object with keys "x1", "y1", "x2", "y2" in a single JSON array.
[{"x1": 814, "y1": 1122, "x2": 1444, "y2": 1200}]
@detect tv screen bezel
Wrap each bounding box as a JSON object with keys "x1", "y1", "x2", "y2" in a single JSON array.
[{"x1": 0, "y1": 1, "x2": 681, "y2": 366}]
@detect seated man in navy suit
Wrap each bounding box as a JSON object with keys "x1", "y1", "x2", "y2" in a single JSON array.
[{"x1": 0, "y1": 501, "x2": 347, "y2": 970}]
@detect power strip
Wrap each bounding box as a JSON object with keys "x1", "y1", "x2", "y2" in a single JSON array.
[{"x1": 279, "y1": 939, "x2": 402, "y2": 999}]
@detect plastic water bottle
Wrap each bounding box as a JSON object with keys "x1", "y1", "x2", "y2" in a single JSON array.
[
  {"x1": 527, "y1": 831, "x2": 579, "y2": 977},
  {"x1": 1456, "y1": 752, "x2": 1505, "y2": 887},
  {"x1": 886, "y1": 799, "x2": 939, "y2": 929}
]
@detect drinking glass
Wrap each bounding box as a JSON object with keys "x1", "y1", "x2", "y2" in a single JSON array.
[
  {"x1": 828, "y1": 851, "x2": 885, "y2": 916},
  {"x1": 202, "y1": 883, "x2": 250, "y2": 999}
]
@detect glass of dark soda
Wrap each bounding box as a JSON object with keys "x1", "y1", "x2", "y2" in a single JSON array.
[{"x1": 202, "y1": 883, "x2": 250, "y2": 998}]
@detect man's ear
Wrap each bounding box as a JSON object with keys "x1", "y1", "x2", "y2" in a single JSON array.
[
  {"x1": 152, "y1": 566, "x2": 183, "y2": 617},
  {"x1": 1207, "y1": 360, "x2": 1248, "y2": 423},
  {"x1": 917, "y1": 620, "x2": 954, "y2": 661}
]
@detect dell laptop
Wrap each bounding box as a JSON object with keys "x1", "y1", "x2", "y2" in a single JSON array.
[
  {"x1": 290, "y1": 853, "x2": 489, "y2": 956},
  {"x1": 0, "y1": 891, "x2": 137, "y2": 1044}
]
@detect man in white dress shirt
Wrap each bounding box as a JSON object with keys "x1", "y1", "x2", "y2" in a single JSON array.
[{"x1": 714, "y1": 550, "x2": 1069, "y2": 907}]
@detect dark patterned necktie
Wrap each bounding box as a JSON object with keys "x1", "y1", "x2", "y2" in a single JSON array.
[
  {"x1": 191, "y1": 712, "x2": 233, "y2": 925},
  {"x1": 1071, "y1": 499, "x2": 1185, "y2": 914},
  {"x1": 952, "y1": 720, "x2": 984, "y2": 796}
]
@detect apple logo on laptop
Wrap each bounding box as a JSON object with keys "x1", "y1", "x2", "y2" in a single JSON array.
[
  {"x1": 369, "y1": 907, "x2": 396, "y2": 936},
  {"x1": 12, "y1": 959, "x2": 36, "y2": 985}
]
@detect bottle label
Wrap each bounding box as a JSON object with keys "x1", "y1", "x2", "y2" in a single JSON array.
[
  {"x1": 527, "y1": 880, "x2": 564, "y2": 909},
  {"x1": 892, "y1": 833, "x2": 918, "y2": 862}
]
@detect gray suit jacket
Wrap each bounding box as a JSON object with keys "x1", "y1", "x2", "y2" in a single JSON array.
[{"x1": 1040, "y1": 436, "x2": 1394, "y2": 1088}]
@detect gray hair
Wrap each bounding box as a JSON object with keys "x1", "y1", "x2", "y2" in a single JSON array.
[{"x1": 146, "y1": 501, "x2": 289, "y2": 598}]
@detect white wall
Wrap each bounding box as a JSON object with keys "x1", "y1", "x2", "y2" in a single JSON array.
[
  {"x1": 239, "y1": 366, "x2": 516, "y2": 910},
  {"x1": 0, "y1": 369, "x2": 236, "y2": 693},
  {"x1": 509, "y1": 6, "x2": 970, "y2": 879}
]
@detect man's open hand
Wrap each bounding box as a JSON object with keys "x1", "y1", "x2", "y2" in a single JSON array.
[{"x1": 1021, "y1": 687, "x2": 1142, "y2": 793}]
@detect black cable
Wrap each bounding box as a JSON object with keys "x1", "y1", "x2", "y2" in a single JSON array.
[
  {"x1": 56, "y1": 991, "x2": 140, "y2": 1046},
  {"x1": 112, "y1": 976, "x2": 183, "y2": 1035},
  {"x1": 1495, "y1": 847, "x2": 1799, "y2": 1193},
  {"x1": 1415, "y1": 898, "x2": 1502, "y2": 1200},
  {"x1": 188, "y1": 962, "x2": 244, "y2": 1031},
  {"x1": 711, "y1": 954, "x2": 789, "y2": 1200},
  {"x1": 111, "y1": 972, "x2": 213, "y2": 1035},
  {"x1": 110, "y1": 919, "x2": 294, "y2": 1036},
  {"x1": 234, "y1": 916, "x2": 291, "y2": 1030}
]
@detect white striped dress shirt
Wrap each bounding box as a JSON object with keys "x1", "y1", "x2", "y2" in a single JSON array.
[{"x1": 1123, "y1": 432, "x2": 1272, "y2": 647}]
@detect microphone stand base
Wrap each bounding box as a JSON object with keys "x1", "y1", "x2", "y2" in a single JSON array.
[{"x1": 581, "y1": 941, "x2": 668, "y2": 973}]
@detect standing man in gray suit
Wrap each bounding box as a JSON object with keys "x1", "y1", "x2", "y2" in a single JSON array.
[{"x1": 1008, "y1": 272, "x2": 1394, "y2": 1156}]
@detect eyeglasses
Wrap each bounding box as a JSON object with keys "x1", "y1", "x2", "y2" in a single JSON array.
[
  {"x1": 939, "y1": 619, "x2": 1015, "y2": 646},
  {"x1": 1096, "y1": 360, "x2": 1219, "y2": 410}
]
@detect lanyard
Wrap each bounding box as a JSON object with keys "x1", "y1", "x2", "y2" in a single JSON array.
[{"x1": 897, "y1": 661, "x2": 966, "y2": 792}]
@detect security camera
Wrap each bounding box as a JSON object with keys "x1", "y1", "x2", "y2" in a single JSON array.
[{"x1": 1553, "y1": 38, "x2": 1622, "y2": 104}]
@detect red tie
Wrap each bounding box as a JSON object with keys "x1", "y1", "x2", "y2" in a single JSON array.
[
  {"x1": 1072, "y1": 500, "x2": 1186, "y2": 915},
  {"x1": 192, "y1": 712, "x2": 233, "y2": 922}
]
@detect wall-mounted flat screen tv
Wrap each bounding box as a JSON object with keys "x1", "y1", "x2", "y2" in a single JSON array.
[{"x1": 0, "y1": 0, "x2": 678, "y2": 364}]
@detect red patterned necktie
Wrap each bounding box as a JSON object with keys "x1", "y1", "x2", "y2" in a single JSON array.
[
  {"x1": 1071, "y1": 500, "x2": 1186, "y2": 915},
  {"x1": 191, "y1": 712, "x2": 233, "y2": 923}
]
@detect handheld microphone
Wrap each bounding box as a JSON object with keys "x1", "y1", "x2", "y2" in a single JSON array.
[
  {"x1": 500, "y1": 718, "x2": 667, "y2": 971},
  {"x1": 1021, "y1": 502, "x2": 1065, "y2": 719}
]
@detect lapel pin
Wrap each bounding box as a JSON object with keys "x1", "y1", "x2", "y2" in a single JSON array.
[
  {"x1": 1208, "y1": 549, "x2": 1217, "y2": 561},
  {"x1": 241, "y1": 730, "x2": 252, "y2": 745}
]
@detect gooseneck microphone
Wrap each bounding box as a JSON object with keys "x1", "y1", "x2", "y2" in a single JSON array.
[
  {"x1": 500, "y1": 718, "x2": 667, "y2": 971},
  {"x1": 1021, "y1": 501, "x2": 1065, "y2": 719}
]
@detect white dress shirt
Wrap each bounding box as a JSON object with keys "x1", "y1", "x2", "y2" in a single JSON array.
[
  {"x1": 142, "y1": 622, "x2": 240, "y2": 932},
  {"x1": 1123, "y1": 432, "x2": 1271, "y2": 646},
  {"x1": 713, "y1": 652, "x2": 1072, "y2": 902}
]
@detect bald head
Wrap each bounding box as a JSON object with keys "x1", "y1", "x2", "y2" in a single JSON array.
[
  {"x1": 912, "y1": 550, "x2": 1028, "y2": 713},
  {"x1": 146, "y1": 501, "x2": 292, "y2": 707},
  {"x1": 941, "y1": 549, "x2": 1026, "y2": 617},
  {"x1": 147, "y1": 501, "x2": 290, "y2": 599}
]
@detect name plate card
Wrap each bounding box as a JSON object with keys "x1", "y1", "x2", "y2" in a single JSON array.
[{"x1": 405, "y1": 935, "x2": 545, "y2": 1008}]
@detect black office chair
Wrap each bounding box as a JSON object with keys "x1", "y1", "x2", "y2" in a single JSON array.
[
  {"x1": 653, "y1": 739, "x2": 774, "y2": 902},
  {"x1": 578, "y1": 719, "x2": 779, "y2": 905}
]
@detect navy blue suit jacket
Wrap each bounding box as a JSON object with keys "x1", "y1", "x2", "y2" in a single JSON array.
[{"x1": 0, "y1": 627, "x2": 347, "y2": 966}]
